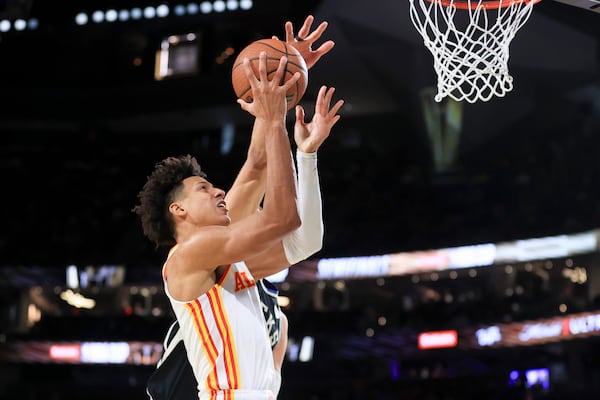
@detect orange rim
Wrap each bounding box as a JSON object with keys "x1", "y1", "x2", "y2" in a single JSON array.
[{"x1": 430, "y1": 0, "x2": 542, "y2": 9}]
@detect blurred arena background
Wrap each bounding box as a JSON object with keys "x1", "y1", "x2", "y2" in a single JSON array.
[{"x1": 1, "y1": 0, "x2": 600, "y2": 399}]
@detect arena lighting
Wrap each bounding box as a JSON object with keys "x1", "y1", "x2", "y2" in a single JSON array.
[
  {"x1": 174, "y1": 4, "x2": 186, "y2": 15},
  {"x1": 525, "y1": 368, "x2": 551, "y2": 390},
  {"x1": 13, "y1": 18, "x2": 25, "y2": 30},
  {"x1": 508, "y1": 368, "x2": 552, "y2": 391},
  {"x1": 49, "y1": 344, "x2": 80, "y2": 361},
  {"x1": 309, "y1": 229, "x2": 599, "y2": 282},
  {"x1": 80, "y1": 342, "x2": 130, "y2": 363},
  {"x1": 518, "y1": 322, "x2": 563, "y2": 342},
  {"x1": 64, "y1": 264, "x2": 125, "y2": 288},
  {"x1": 187, "y1": 3, "x2": 199, "y2": 14},
  {"x1": 118, "y1": 9, "x2": 130, "y2": 21},
  {"x1": 143, "y1": 6, "x2": 157, "y2": 19},
  {"x1": 1, "y1": 341, "x2": 163, "y2": 365},
  {"x1": 286, "y1": 336, "x2": 315, "y2": 362},
  {"x1": 73, "y1": 1, "x2": 251, "y2": 26},
  {"x1": 418, "y1": 330, "x2": 458, "y2": 349},
  {"x1": 448, "y1": 243, "x2": 496, "y2": 268},
  {"x1": 495, "y1": 231, "x2": 597, "y2": 263},
  {"x1": 468, "y1": 310, "x2": 600, "y2": 349},
  {"x1": 59, "y1": 289, "x2": 96, "y2": 309},
  {"x1": 156, "y1": 4, "x2": 170, "y2": 17},
  {"x1": 227, "y1": 0, "x2": 239, "y2": 10},
  {"x1": 27, "y1": 303, "x2": 41, "y2": 328},
  {"x1": 131, "y1": 8, "x2": 143, "y2": 19},
  {"x1": 562, "y1": 266, "x2": 587, "y2": 284},
  {"x1": 0, "y1": 17, "x2": 37, "y2": 32},
  {"x1": 66, "y1": 265, "x2": 78, "y2": 288},
  {"x1": 74, "y1": 12, "x2": 87, "y2": 25},
  {"x1": 475, "y1": 326, "x2": 502, "y2": 347},
  {"x1": 6, "y1": 312, "x2": 600, "y2": 365},
  {"x1": 317, "y1": 255, "x2": 390, "y2": 279},
  {"x1": 105, "y1": 9, "x2": 118, "y2": 22},
  {"x1": 91, "y1": 10, "x2": 104, "y2": 23},
  {"x1": 213, "y1": 0, "x2": 226, "y2": 12},
  {"x1": 298, "y1": 336, "x2": 315, "y2": 362},
  {"x1": 200, "y1": 1, "x2": 213, "y2": 13}
]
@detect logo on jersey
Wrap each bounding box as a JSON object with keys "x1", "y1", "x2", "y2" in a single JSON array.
[{"x1": 234, "y1": 271, "x2": 256, "y2": 292}]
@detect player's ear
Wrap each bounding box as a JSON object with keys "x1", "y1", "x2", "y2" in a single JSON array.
[{"x1": 169, "y1": 202, "x2": 185, "y2": 216}]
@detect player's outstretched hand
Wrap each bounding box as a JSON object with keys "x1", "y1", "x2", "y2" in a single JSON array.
[
  {"x1": 294, "y1": 85, "x2": 344, "y2": 153},
  {"x1": 237, "y1": 51, "x2": 300, "y2": 121},
  {"x1": 272, "y1": 15, "x2": 335, "y2": 70}
]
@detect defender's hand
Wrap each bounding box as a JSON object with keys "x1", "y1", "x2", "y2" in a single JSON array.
[{"x1": 294, "y1": 85, "x2": 344, "y2": 153}]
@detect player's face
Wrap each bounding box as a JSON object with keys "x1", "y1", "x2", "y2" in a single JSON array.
[{"x1": 177, "y1": 176, "x2": 230, "y2": 226}]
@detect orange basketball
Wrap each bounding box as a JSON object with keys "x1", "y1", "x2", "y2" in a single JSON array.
[{"x1": 231, "y1": 38, "x2": 308, "y2": 111}]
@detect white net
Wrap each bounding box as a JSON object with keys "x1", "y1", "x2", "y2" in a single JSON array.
[{"x1": 409, "y1": 0, "x2": 537, "y2": 103}]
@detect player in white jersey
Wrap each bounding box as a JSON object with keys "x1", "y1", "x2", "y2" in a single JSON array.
[
  {"x1": 147, "y1": 279, "x2": 285, "y2": 400},
  {"x1": 148, "y1": 142, "x2": 330, "y2": 398},
  {"x1": 164, "y1": 258, "x2": 279, "y2": 400},
  {"x1": 148, "y1": 97, "x2": 335, "y2": 399},
  {"x1": 147, "y1": 141, "x2": 324, "y2": 398},
  {"x1": 134, "y1": 38, "x2": 343, "y2": 399}
]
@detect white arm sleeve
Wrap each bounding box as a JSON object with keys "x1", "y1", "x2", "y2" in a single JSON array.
[{"x1": 281, "y1": 150, "x2": 324, "y2": 265}]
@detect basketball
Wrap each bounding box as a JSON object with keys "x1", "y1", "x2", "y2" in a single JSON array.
[{"x1": 231, "y1": 38, "x2": 308, "y2": 111}]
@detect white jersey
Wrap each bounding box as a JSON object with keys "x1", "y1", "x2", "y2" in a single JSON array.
[{"x1": 163, "y1": 250, "x2": 280, "y2": 400}]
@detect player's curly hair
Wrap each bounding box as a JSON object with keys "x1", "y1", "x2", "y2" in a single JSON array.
[{"x1": 133, "y1": 154, "x2": 207, "y2": 247}]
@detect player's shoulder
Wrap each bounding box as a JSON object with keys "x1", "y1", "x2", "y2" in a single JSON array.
[{"x1": 167, "y1": 237, "x2": 217, "y2": 273}]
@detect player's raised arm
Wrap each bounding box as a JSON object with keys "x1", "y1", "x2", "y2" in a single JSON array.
[
  {"x1": 245, "y1": 85, "x2": 344, "y2": 279},
  {"x1": 175, "y1": 53, "x2": 301, "y2": 270}
]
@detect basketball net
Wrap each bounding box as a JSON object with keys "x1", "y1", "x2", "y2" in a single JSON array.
[{"x1": 409, "y1": 0, "x2": 539, "y2": 103}]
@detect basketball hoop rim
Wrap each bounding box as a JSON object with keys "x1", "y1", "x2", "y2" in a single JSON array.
[{"x1": 428, "y1": 0, "x2": 542, "y2": 9}]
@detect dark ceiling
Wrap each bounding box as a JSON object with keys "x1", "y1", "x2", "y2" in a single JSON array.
[{"x1": 1, "y1": 0, "x2": 600, "y2": 268}]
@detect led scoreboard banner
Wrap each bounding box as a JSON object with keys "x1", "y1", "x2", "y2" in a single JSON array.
[
  {"x1": 417, "y1": 310, "x2": 600, "y2": 351},
  {"x1": 2, "y1": 310, "x2": 600, "y2": 363},
  {"x1": 308, "y1": 229, "x2": 598, "y2": 283},
  {"x1": 0, "y1": 341, "x2": 163, "y2": 365},
  {"x1": 467, "y1": 310, "x2": 600, "y2": 349}
]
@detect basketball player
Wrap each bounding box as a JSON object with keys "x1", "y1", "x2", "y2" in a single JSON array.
[
  {"x1": 134, "y1": 52, "x2": 343, "y2": 400},
  {"x1": 140, "y1": 15, "x2": 341, "y2": 400},
  {"x1": 147, "y1": 278, "x2": 285, "y2": 400},
  {"x1": 146, "y1": 81, "x2": 339, "y2": 399}
]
